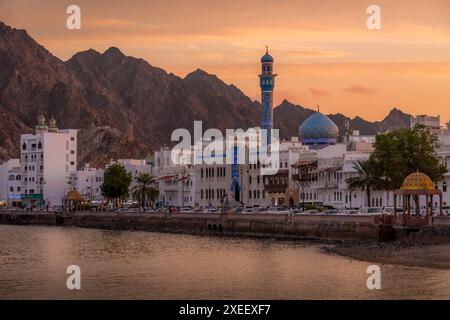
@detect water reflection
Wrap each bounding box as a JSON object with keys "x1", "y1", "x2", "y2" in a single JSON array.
[{"x1": 0, "y1": 225, "x2": 450, "y2": 299}]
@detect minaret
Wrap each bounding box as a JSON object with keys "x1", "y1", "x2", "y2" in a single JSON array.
[
  {"x1": 35, "y1": 113, "x2": 48, "y2": 134},
  {"x1": 48, "y1": 115, "x2": 59, "y2": 133},
  {"x1": 259, "y1": 47, "x2": 277, "y2": 145}
]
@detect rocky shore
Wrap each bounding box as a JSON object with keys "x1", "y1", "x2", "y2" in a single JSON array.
[{"x1": 323, "y1": 241, "x2": 450, "y2": 270}]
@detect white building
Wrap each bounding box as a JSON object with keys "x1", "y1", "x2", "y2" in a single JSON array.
[
  {"x1": 411, "y1": 114, "x2": 441, "y2": 133},
  {"x1": 20, "y1": 115, "x2": 77, "y2": 207},
  {"x1": 69, "y1": 164, "x2": 104, "y2": 202},
  {"x1": 154, "y1": 146, "x2": 196, "y2": 207},
  {"x1": 437, "y1": 130, "x2": 450, "y2": 206},
  {"x1": 108, "y1": 158, "x2": 155, "y2": 202},
  {"x1": 264, "y1": 138, "x2": 308, "y2": 206},
  {"x1": 0, "y1": 159, "x2": 20, "y2": 205}
]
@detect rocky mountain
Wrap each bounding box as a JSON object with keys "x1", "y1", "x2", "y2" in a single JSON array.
[
  {"x1": 0, "y1": 21, "x2": 412, "y2": 167},
  {"x1": 273, "y1": 100, "x2": 412, "y2": 139}
]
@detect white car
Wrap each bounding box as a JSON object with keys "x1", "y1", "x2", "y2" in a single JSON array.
[
  {"x1": 303, "y1": 210, "x2": 320, "y2": 215},
  {"x1": 268, "y1": 206, "x2": 289, "y2": 214},
  {"x1": 180, "y1": 207, "x2": 194, "y2": 213},
  {"x1": 290, "y1": 208, "x2": 303, "y2": 215},
  {"x1": 242, "y1": 208, "x2": 253, "y2": 214},
  {"x1": 343, "y1": 209, "x2": 359, "y2": 215},
  {"x1": 359, "y1": 207, "x2": 383, "y2": 215},
  {"x1": 205, "y1": 208, "x2": 220, "y2": 213}
]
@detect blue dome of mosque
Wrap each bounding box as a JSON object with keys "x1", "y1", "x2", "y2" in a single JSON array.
[{"x1": 299, "y1": 112, "x2": 339, "y2": 148}]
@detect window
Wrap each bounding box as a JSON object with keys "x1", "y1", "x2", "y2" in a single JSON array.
[
  {"x1": 70, "y1": 161, "x2": 75, "y2": 166},
  {"x1": 70, "y1": 137, "x2": 75, "y2": 141},
  {"x1": 9, "y1": 187, "x2": 13, "y2": 192},
  {"x1": 22, "y1": 143, "x2": 26, "y2": 150},
  {"x1": 443, "y1": 183, "x2": 447, "y2": 192},
  {"x1": 38, "y1": 142, "x2": 42, "y2": 149},
  {"x1": 70, "y1": 150, "x2": 74, "y2": 154}
]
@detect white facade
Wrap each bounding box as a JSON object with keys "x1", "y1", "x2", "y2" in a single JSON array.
[
  {"x1": 437, "y1": 131, "x2": 450, "y2": 206},
  {"x1": 296, "y1": 143, "x2": 390, "y2": 209},
  {"x1": 411, "y1": 114, "x2": 441, "y2": 133},
  {"x1": 69, "y1": 164, "x2": 104, "y2": 201},
  {"x1": 109, "y1": 158, "x2": 155, "y2": 201},
  {"x1": 154, "y1": 147, "x2": 196, "y2": 207},
  {"x1": 20, "y1": 123, "x2": 77, "y2": 206},
  {"x1": 0, "y1": 159, "x2": 20, "y2": 204}
]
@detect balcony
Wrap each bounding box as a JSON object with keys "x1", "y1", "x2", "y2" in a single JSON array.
[
  {"x1": 264, "y1": 183, "x2": 287, "y2": 193},
  {"x1": 292, "y1": 173, "x2": 313, "y2": 182}
]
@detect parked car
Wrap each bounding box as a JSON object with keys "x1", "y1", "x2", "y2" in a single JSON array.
[
  {"x1": 303, "y1": 210, "x2": 320, "y2": 215},
  {"x1": 268, "y1": 206, "x2": 289, "y2": 214},
  {"x1": 359, "y1": 207, "x2": 383, "y2": 215},
  {"x1": 343, "y1": 209, "x2": 359, "y2": 215},
  {"x1": 180, "y1": 206, "x2": 194, "y2": 213},
  {"x1": 242, "y1": 207, "x2": 253, "y2": 214},
  {"x1": 443, "y1": 206, "x2": 450, "y2": 215},
  {"x1": 290, "y1": 208, "x2": 303, "y2": 215},
  {"x1": 231, "y1": 207, "x2": 243, "y2": 214},
  {"x1": 323, "y1": 209, "x2": 339, "y2": 215}
]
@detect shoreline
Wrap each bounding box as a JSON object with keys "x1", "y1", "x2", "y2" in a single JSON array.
[{"x1": 322, "y1": 241, "x2": 450, "y2": 270}]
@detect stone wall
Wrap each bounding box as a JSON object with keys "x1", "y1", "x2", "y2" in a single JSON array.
[{"x1": 0, "y1": 211, "x2": 382, "y2": 242}]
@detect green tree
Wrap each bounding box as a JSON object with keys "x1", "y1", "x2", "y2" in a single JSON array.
[
  {"x1": 130, "y1": 173, "x2": 159, "y2": 211},
  {"x1": 100, "y1": 163, "x2": 132, "y2": 208},
  {"x1": 370, "y1": 125, "x2": 446, "y2": 190},
  {"x1": 346, "y1": 159, "x2": 382, "y2": 207}
]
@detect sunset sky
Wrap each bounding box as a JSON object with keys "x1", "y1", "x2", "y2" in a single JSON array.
[{"x1": 1, "y1": 0, "x2": 450, "y2": 122}]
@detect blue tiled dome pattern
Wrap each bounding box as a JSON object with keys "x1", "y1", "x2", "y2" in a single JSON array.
[{"x1": 299, "y1": 112, "x2": 339, "y2": 144}]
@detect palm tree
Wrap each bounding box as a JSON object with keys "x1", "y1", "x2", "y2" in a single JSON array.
[
  {"x1": 130, "y1": 173, "x2": 159, "y2": 212},
  {"x1": 346, "y1": 159, "x2": 380, "y2": 208}
]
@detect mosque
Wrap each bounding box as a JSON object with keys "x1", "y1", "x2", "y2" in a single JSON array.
[{"x1": 258, "y1": 47, "x2": 339, "y2": 149}]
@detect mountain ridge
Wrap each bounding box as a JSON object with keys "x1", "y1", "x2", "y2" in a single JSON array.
[{"x1": 0, "y1": 21, "x2": 412, "y2": 167}]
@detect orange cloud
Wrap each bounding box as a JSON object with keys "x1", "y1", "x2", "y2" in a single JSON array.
[
  {"x1": 309, "y1": 88, "x2": 330, "y2": 99},
  {"x1": 344, "y1": 85, "x2": 379, "y2": 95}
]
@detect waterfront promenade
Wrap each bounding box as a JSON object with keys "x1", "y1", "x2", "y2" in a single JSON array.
[{"x1": 2, "y1": 210, "x2": 450, "y2": 243}]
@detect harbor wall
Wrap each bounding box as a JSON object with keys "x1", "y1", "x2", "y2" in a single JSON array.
[{"x1": 2, "y1": 210, "x2": 450, "y2": 243}]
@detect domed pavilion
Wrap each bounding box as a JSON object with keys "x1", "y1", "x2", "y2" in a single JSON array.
[{"x1": 393, "y1": 172, "x2": 443, "y2": 225}]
